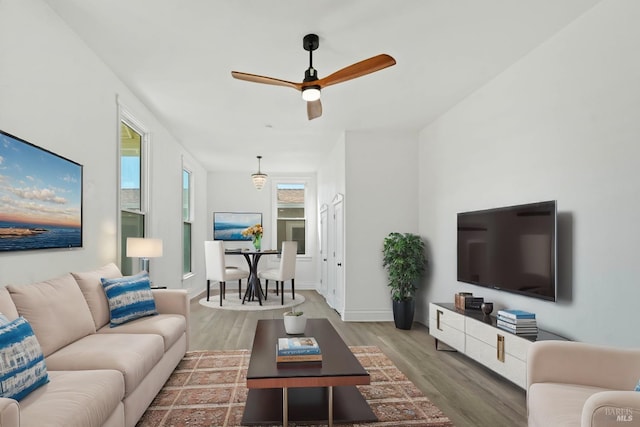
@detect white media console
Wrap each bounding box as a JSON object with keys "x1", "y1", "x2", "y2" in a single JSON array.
[{"x1": 429, "y1": 302, "x2": 566, "y2": 388}]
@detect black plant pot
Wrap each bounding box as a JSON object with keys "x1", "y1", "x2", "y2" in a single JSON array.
[{"x1": 392, "y1": 299, "x2": 415, "y2": 330}]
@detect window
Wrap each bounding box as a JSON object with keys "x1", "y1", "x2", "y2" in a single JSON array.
[
  {"x1": 182, "y1": 168, "x2": 193, "y2": 275},
  {"x1": 119, "y1": 119, "x2": 147, "y2": 275},
  {"x1": 275, "y1": 182, "x2": 306, "y2": 254}
]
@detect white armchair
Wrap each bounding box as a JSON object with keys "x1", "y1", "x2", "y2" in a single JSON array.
[{"x1": 527, "y1": 340, "x2": 640, "y2": 427}]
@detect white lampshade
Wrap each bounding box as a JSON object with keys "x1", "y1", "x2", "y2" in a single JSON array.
[
  {"x1": 301, "y1": 86, "x2": 321, "y2": 101},
  {"x1": 126, "y1": 237, "x2": 163, "y2": 258}
]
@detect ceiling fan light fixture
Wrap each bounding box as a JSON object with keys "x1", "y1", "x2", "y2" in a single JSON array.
[
  {"x1": 251, "y1": 155, "x2": 268, "y2": 190},
  {"x1": 301, "y1": 86, "x2": 321, "y2": 102},
  {"x1": 231, "y1": 32, "x2": 396, "y2": 120}
]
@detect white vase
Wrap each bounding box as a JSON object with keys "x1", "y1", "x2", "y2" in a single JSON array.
[{"x1": 283, "y1": 314, "x2": 307, "y2": 335}]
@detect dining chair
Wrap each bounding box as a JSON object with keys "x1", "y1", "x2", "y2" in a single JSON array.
[
  {"x1": 259, "y1": 241, "x2": 297, "y2": 305},
  {"x1": 204, "y1": 241, "x2": 250, "y2": 306}
]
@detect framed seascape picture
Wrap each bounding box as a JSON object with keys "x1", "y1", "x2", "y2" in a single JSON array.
[
  {"x1": 0, "y1": 130, "x2": 83, "y2": 252},
  {"x1": 213, "y1": 212, "x2": 262, "y2": 241}
]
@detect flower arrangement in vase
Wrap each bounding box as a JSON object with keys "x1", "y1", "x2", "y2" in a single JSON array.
[{"x1": 242, "y1": 223, "x2": 263, "y2": 251}]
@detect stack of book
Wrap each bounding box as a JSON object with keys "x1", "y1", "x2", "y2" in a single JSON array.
[
  {"x1": 276, "y1": 337, "x2": 322, "y2": 365},
  {"x1": 497, "y1": 309, "x2": 538, "y2": 337}
]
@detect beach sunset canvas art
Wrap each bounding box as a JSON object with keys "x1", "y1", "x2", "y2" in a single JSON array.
[{"x1": 0, "y1": 130, "x2": 82, "y2": 251}]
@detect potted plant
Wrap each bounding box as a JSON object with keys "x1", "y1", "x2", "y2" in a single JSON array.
[
  {"x1": 283, "y1": 305, "x2": 307, "y2": 335},
  {"x1": 382, "y1": 232, "x2": 426, "y2": 330}
]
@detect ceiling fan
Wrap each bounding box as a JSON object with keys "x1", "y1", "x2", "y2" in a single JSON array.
[{"x1": 231, "y1": 34, "x2": 396, "y2": 120}]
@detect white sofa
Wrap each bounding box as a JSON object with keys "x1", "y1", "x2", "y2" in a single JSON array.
[
  {"x1": 0, "y1": 263, "x2": 190, "y2": 427},
  {"x1": 527, "y1": 341, "x2": 640, "y2": 427}
]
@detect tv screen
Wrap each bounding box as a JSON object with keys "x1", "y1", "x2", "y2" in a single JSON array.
[
  {"x1": 457, "y1": 200, "x2": 556, "y2": 301},
  {"x1": 0, "y1": 130, "x2": 83, "y2": 252},
  {"x1": 213, "y1": 212, "x2": 262, "y2": 241}
]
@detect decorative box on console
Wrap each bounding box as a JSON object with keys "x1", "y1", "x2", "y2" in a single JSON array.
[
  {"x1": 464, "y1": 297, "x2": 484, "y2": 310},
  {"x1": 454, "y1": 292, "x2": 473, "y2": 310}
]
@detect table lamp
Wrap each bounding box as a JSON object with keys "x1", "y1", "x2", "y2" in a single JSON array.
[{"x1": 126, "y1": 237, "x2": 163, "y2": 273}]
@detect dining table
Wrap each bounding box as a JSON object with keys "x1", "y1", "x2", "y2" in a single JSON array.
[{"x1": 225, "y1": 248, "x2": 280, "y2": 305}]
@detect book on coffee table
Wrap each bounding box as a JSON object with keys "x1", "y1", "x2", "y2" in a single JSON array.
[
  {"x1": 276, "y1": 337, "x2": 322, "y2": 364},
  {"x1": 276, "y1": 353, "x2": 322, "y2": 364},
  {"x1": 277, "y1": 337, "x2": 321, "y2": 355}
]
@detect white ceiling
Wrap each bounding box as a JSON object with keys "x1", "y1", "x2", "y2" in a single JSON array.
[{"x1": 44, "y1": 0, "x2": 600, "y2": 174}]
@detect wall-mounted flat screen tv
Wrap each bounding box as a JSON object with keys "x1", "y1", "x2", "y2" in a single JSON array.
[
  {"x1": 457, "y1": 200, "x2": 557, "y2": 301},
  {"x1": 213, "y1": 212, "x2": 262, "y2": 241},
  {"x1": 0, "y1": 130, "x2": 83, "y2": 252}
]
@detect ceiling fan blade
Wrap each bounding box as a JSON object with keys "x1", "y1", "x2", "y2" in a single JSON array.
[
  {"x1": 231, "y1": 71, "x2": 302, "y2": 91},
  {"x1": 307, "y1": 99, "x2": 322, "y2": 120},
  {"x1": 316, "y1": 54, "x2": 396, "y2": 89}
]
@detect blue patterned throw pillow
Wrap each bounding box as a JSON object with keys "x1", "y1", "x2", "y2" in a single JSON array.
[
  {"x1": 101, "y1": 271, "x2": 157, "y2": 327},
  {"x1": 635, "y1": 379, "x2": 640, "y2": 392},
  {"x1": 0, "y1": 317, "x2": 49, "y2": 401}
]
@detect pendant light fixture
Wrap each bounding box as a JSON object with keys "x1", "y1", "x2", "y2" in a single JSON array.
[{"x1": 251, "y1": 155, "x2": 268, "y2": 190}]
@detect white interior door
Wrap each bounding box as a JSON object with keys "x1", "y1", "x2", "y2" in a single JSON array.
[
  {"x1": 319, "y1": 206, "x2": 328, "y2": 297},
  {"x1": 333, "y1": 194, "x2": 345, "y2": 315},
  {"x1": 326, "y1": 211, "x2": 337, "y2": 310}
]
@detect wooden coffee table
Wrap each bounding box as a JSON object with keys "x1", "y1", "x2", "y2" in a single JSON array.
[{"x1": 241, "y1": 318, "x2": 377, "y2": 426}]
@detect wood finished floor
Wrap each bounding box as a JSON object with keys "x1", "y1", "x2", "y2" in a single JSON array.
[{"x1": 189, "y1": 290, "x2": 527, "y2": 427}]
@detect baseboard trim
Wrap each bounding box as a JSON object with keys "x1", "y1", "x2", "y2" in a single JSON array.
[{"x1": 341, "y1": 309, "x2": 393, "y2": 322}]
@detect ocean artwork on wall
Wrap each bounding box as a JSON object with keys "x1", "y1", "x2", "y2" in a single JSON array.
[
  {"x1": 0, "y1": 130, "x2": 83, "y2": 252},
  {"x1": 213, "y1": 212, "x2": 262, "y2": 241}
]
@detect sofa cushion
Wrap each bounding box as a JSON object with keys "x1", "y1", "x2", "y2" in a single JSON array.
[
  {"x1": 19, "y1": 369, "x2": 124, "y2": 427},
  {"x1": 7, "y1": 274, "x2": 96, "y2": 357},
  {"x1": 71, "y1": 263, "x2": 123, "y2": 329},
  {"x1": 97, "y1": 313, "x2": 186, "y2": 351},
  {"x1": 0, "y1": 317, "x2": 49, "y2": 401},
  {"x1": 44, "y1": 333, "x2": 164, "y2": 396},
  {"x1": 101, "y1": 272, "x2": 157, "y2": 326},
  {"x1": 0, "y1": 288, "x2": 19, "y2": 321},
  {"x1": 528, "y1": 382, "x2": 608, "y2": 427}
]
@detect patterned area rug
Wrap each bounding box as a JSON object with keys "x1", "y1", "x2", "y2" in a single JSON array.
[{"x1": 137, "y1": 346, "x2": 453, "y2": 427}]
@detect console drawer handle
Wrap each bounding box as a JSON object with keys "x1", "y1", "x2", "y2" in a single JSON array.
[
  {"x1": 497, "y1": 334, "x2": 505, "y2": 362},
  {"x1": 436, "y1": 310, "x2": 443, "y2": 331}
]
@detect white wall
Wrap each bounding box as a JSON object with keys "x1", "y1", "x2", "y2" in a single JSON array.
[
  {"x1": 316, "y1": 134, "x2": 345, "y2": 304},
  {"x1": 317, "y1": 131, "x2": 419, "y2": 321},
  {"x1": 0, "y1": 1, "x2": 207, "y2": 291},
  {"x1": 341, "y1": 130, "x2": 419, "y2": 321},
  {"x1": 205, "y1": 171, "x2": 318, "y2": 293},
  {"x1": 419, "y1": 0, "x2": 640, "y2": 347},
  {"x1": 317, "y1": 134, "x2": 346, "y2": 217}
]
